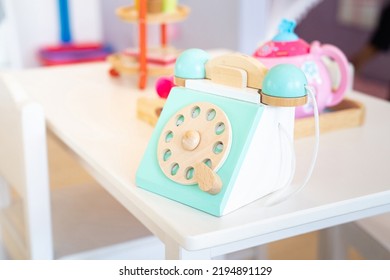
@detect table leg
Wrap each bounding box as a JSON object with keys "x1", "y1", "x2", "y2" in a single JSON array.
[
  {"x1": 318, "y1": 227, "x2": 347, "y2": 259},
  {"x1": 0, "y1": 176, "x2": 10, "y2": 208},
  {"x1": 253, "y1": 245, "x2": 268, "y2": 259},
  {"x1": 164, "y1": 237, "x2": 211, "y2": 260}
]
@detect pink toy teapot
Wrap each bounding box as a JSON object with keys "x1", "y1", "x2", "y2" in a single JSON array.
[{"x1": 253, "y1": 19, "x2": 350, "y2": 118}]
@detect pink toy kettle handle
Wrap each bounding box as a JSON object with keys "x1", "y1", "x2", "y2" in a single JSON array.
[{"x1": 319, "y1": 44, "x2": 350, "y2": 107}]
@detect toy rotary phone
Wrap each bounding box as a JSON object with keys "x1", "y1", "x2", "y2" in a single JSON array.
[{"x1": 136, "y1": 49, "x2": 317, "y2": 216}]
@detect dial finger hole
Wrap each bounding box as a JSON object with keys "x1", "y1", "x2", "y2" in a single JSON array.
[
  {"x1": 206, "y1": 108, "x2": 216, "y2": 121},
  {"x1": 203, "y1": 158, "x2": 212, "y2": 168},
  {"x1": 165, "y1": 131, "x2": 174, "y2": 143},
  {"x1": 163, "y1": 149, "x2": 172, "y2": 161},
  {"x1": 185, "y1": 167, "x2": 194, "y2": 180},
  {"x1": 191, "y1": 106, "x2": 201, "y2": 118},
  {"x1": 213, "y1": 141, "x2": 224, "y2": 154},
  {"x1": 215, "y1": 122, "x2": 225, "y2": 135},
  {"x1": 171, "y1": 163, "x2": 180, "y2": 176},
  {"x1": 176, "y1": 115, "x2": 185, "y2": 126}
]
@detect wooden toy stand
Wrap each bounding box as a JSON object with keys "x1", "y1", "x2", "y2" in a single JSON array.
[
  {"x1": 294, "y1": 98, "x2": 366, "y2": 138},
  {"x1": 108, "y1": 0, "x2": 190, "y2": 89}
]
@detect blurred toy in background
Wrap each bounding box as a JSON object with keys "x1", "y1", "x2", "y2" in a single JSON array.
[
  {"x1": 136, "y1": 94, "x2": 166, "y2": 127},
  {"x1": 108, "y1": 0, "x2": 190, "y2": 89},
  {"x1": 134, "y1": 0, "x2": 178, "y2": 14},
  {"x1": 38, "y1": 0, "x2": 113, "y2": 66},
  {"x1": 136, "y1": 75, "x2": 173, "y2": 126},
  {"x1": 155, "y1": 76, "x2": 174, "y2": 98},
  {"x1": 253, "y1": 19, "x2": 350, "y2": 118},
  {"x1": 263, "y1": 0, "x2": 324, "y2": 42},
  {"x1": 351, "y1": 2, "x2": 390, "y2": 73}
]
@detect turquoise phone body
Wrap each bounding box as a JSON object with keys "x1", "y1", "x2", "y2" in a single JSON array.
[{"x1": 136, "y1": 86, "x2": 264, "y2": 216}]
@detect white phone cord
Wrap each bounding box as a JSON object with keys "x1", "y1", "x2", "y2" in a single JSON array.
[{"x1": 265, "y1": 86, "x2": 320, "y2": 206}]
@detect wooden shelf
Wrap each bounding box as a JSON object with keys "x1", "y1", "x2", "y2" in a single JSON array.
[
  {"x1": 108, "y1": 53, "x2": 174, "y2": 76},
  {"x1": 110, "y1": 2, "x2": 190, "y2": 89},
  {"x1": 116, "y1": 5, "x2": 190, "y2": 24}
]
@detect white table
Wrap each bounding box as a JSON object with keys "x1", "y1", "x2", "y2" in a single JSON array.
[{"x1": 2, "y1": 62, "x2": 390, "y2": 259}]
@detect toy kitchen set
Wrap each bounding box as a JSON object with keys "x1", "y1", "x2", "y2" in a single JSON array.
[{"x1": 135, "y1": 20, "x2": 365, "y2": 216}]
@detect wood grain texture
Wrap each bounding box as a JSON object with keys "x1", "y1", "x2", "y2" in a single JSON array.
[
  {"x1": 260, "y1": 92, "x2": 308, "y2": 107},
  {"x1": 205, "y1": 53, "x2": 268, "y2": 89},
  {"x1": 295, "y1": 98, "x2": 365, "y2": 138},
  {"x1": 194, "y1": 162, "x2": 222, "y2": 195},
  {"x1": 107, "y1": 53, "x2": 174, "y2": 76},
  {"x1": 157, "y1": 102, "x2": 231, "y2": 185},
  {"x1": 208, "y1": 65, "x2": 248, "y2": 88},
  {"x1": 137, "y1": 97, "x2": 166, "y2": 127}
]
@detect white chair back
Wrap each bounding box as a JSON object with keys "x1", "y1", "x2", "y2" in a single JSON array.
[{"x1": 0, "y1": 75, "x2": 53, "y2": 259}]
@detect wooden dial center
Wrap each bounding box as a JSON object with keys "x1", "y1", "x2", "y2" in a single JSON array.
[{"x1": 181, "y1": 130, "x2": 201, "y2": 151}]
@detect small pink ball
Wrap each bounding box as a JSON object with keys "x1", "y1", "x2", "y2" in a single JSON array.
[{"x1": 155, "y1": 76, "x2": 174, "y2": 99}]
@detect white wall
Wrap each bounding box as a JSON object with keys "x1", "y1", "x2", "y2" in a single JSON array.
[
  {"x1": 100, "y1": 0, "x2": 268, "y2": 55},
  {"x1": 0, "y1": 0, "x2": 102, "y2": 69},
  {"x1": 238, "y1": 0, "x2": 269, "y2": 54},
  {"x1": 1, "y1": 0, "x2": 270, "y2": 69},
  {"x1": 0, "y1": 0, "x2": 326, "y2": 69}
]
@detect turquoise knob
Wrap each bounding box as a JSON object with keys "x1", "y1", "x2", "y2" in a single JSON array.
[
  {"x1": 174, "y1": 49, "x2": 210, "y2": 79},
  {"x1": 261, "y1": 64, "x2": 308, "y2": 107},
  {"x1": 262, "y1": 64, "x2": 307, "y2": 98}
]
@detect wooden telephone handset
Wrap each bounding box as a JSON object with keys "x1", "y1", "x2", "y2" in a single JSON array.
[{"x1": 205, "y1": 53, "x2": 268, "y2": 90}]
